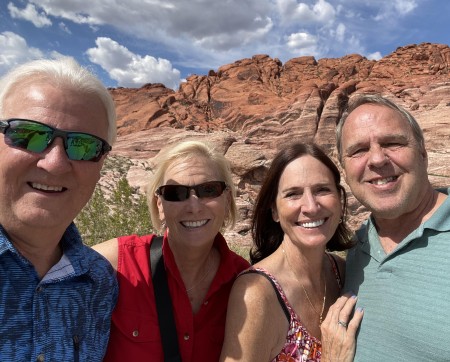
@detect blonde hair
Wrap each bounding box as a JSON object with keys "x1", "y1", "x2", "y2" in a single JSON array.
[{"x1": 147, "y1": 140, "x2": 237, "y2": 231}]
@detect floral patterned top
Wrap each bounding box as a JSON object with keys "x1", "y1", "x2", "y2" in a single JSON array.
[{"x1": 242, "y1": 253, "x2": 342, "y2": 362}]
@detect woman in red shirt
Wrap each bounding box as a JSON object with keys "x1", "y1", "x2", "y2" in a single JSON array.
[{"x1": 94, "y1": 140, "x2": 250, "y2": 362}]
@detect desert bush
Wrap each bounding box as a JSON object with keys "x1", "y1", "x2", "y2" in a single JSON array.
[
  {"x1": 76, "y1": 174, "x2": 250, "y2": 260},
  {"x1": 76, "y1": 176, "x2": 153, "y2": 246}
]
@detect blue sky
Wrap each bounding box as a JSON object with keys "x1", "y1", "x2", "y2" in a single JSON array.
[{"x1": 1, "y1": 0, "x2": 449, "y2": 90}]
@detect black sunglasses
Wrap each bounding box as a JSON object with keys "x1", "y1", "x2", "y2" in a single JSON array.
[
  {"x1": 0, "y1": 118, "x2": 112, "y2": 162},
  {"x1": 156, "y1": 181, "x2": 227, "y2": 202}
]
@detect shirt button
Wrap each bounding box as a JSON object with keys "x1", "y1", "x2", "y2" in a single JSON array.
[
  {"x1": 36, "y1": 354, "x2": 45, "y2": 361},
  {"x1": 132, "y1": 330, "x2": 139, "y2": 337},
  {"x1": 203, "y1": 300, "x2": 209, "y2": 305},
  {"x1": 36, "y1": 286, "x2": 43, "y2": 293},
  {"x1": 184, "y1": 333, "x2": 190, "y2": 341}
]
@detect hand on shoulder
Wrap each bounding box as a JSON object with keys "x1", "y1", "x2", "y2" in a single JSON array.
[{"x1": 320, "y1": 293, "x2": 364, "y2": 362}]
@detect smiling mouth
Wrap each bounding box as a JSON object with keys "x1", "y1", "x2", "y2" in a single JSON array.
[
  {"x1": 29, "y1": 182, "x2": 66, "y2": 192},
  {"x1": 181, "y1": 220, "x2": 209, "y2": 228},
  {"x1": 297, "y1": 219, "x2": 326, "y2": 228},
  {"x1": 369, "y1": 176, "x2": 398, "y2": 185}
]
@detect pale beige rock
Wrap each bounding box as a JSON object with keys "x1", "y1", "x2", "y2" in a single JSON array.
[{"x1": 104, "y1": 43, "x2": 450, "y2": 248}]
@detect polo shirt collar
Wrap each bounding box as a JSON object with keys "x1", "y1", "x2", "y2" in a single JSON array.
[{"x1": 357, "y1": 188, "x2": 450, "y2": 262}]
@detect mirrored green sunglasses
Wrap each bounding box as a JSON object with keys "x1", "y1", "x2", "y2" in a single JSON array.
[{"x1": 0, "y1": 118, "x2": 112, "y2": 162}]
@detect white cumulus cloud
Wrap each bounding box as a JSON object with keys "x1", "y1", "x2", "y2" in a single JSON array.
[
  {"x1": 58, "y1": 22, "x2": 71, "y2": 34},
  {"x1": 374, "y1": 0, "x2": 418, "y2": 20},
  {"x1": 286, "y1": 32, "x2": 319, "y2": 57},
  {"x1": 335, "y1": 23, "x2": 346, "y2": 43},
  {"x1": 277, "y1": 0, "x2": 336, "y2": 25},
  {"x1": 3, "y1": 0, "x2": 430, "y2": 86},
  {"x1": 7, "y1": 2, "x2": 52, "y2": 28},
  {"x1": 0, "y1": 31, "x2": 44, "y2": 74},
  {"x1": 86, "y1": 37, "x2": 181, "y2": 89},
  {"x1": 367, "y1": 51, "x2": 382, "y2": 60}
]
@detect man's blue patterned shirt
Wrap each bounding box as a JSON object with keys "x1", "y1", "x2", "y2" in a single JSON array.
[{"x1": 0, "y1": 223, "x2": 118, "y2": 362}]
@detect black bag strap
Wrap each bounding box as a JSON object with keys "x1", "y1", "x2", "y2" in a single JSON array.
[{"x1": 150, "y1": 236, "x2": 182, "y2": 362}]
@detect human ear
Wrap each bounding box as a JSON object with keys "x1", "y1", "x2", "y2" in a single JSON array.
[{"x1": 271, "y1": 207, "x2": 279, "y2": 222}]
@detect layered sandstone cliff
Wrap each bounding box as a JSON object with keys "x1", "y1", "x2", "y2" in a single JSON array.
[{"x1": 106, "y1": 42, "x2": 450, "y2": 246}]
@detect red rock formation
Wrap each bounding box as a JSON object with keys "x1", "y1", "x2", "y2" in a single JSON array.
[{"x1": 107, "y1": 42, "x2": 450, "y2": 246}]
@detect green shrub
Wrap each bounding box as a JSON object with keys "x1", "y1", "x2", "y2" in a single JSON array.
[{"x1": 76, "y1": 176, "x2": 153, "y2": 246}]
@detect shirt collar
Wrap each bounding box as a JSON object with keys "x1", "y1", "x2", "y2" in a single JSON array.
[
  {"x1": 0, "y1": 225, "x2": 17, "y2": 256},
  {"x1": 0, "y1": 222, "x2": 85, "y2": 274},
  {"x1": 356, "y1": 188, "x2": 450, "y2": 260}
]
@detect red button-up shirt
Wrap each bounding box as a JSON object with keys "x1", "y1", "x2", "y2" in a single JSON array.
[{"x1": 103, "y1": 231, "x2": 250, "y2": 362}]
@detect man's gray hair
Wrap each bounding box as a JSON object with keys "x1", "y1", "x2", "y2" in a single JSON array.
[{"x1": 336, "y1": 93, "x2": 425, "y2": 163}]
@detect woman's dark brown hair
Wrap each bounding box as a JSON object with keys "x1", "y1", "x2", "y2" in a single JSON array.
[{"x1": 250, "y1": 142, "x2": 353, "y2": 264}]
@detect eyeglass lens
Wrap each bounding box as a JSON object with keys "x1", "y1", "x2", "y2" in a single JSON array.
[
  {"x1": 1, "y1": 119, "x2": 110, "y2": 162},
  {"x1": 158, "y1": 181, "x2": 226, "y2": 201}
]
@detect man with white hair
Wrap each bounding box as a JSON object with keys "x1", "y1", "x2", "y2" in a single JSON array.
[{"x1": 0, "y1": 58, "x2": 118, "y2": 361}]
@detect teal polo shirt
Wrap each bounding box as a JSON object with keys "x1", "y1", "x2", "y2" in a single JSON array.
[{"x1": 345, "y1": 189, "x2": 450, "y2": 362}]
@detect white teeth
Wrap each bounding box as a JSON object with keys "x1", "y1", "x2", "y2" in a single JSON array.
[
  {"x1": 182, "y1": 220, "x2": 208, "y2": 228},
  {"x1": 31, "y1": 183, "x2": 63, "y2": 192},
  {"x1": 371, "y1": 176, "x2": 396, "y2": 185},
  {"x1": 299, "y1": 219, "x2": 325, "y2": 228}
]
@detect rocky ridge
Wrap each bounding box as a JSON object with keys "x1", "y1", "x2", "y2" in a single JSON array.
[{"x1": 105, "y1": 42, "x2": 450, "y2": 247}]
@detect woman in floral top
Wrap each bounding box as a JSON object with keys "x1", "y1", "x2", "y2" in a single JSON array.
[{"x1": 220, "y1": 142, "x2": 363, "y2": 362}]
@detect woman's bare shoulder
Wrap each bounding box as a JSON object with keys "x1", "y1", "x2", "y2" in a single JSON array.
[{"x1": 91, "y1": 238, "x2": 119, "y2": 270}]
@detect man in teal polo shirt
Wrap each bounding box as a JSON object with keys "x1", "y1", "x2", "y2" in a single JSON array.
[{"x1": 336, "y1": 93, "x2": 450, "y2": 361}]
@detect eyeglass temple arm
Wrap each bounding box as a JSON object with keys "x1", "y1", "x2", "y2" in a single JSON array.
[
  {"x1": 0, "y1": 121, "x2": 8, "y2": 133},
  {"x1": 103, "y1": 143, "x2": 112, "y2": 152}
]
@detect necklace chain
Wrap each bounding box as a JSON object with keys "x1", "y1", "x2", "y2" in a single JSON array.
[
  {"x1": 282, "y1": 247, "x2": 327, "y2": 324},
  {"x1": 185, "y1": 253, "x2": 213, "y2": 293}
]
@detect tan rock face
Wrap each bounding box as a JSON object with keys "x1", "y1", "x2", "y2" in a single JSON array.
[{"x1": 107, "y1": 43, "x2": 450, "y2": 247}]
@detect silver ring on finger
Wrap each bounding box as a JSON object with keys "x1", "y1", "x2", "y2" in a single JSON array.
[{"x1": 338, "y1": 320, "x2": 348, "y2": 328}]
